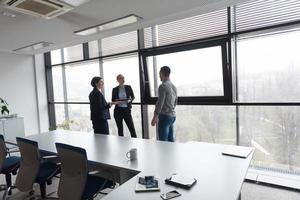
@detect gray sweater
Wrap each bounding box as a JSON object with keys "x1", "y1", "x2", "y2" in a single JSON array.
[{"x1": 154, "y1": 79, "x2": 177, "y2": 117}]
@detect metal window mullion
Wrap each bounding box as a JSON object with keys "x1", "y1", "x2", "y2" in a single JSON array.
[
  {"x1": 151, "y1": 25, "x2": 160, "y2": 140},
  {"x1": 44, "y1": 52, "x2": 56, "y2": 130},
  {"x1": 98, "y1": 39, "x2": 105, "y2": 96},
  {"x1": 152, "y1": 25, "x2": 159, "y2": 97},
  {"x1": 228, "y1": 6, "x2": 239, "y2": 146},
  {"x1": 61, "y1": 49, "x2": 69, "y2": 121},
  {"x1": 83, "y1": 43, "x2": 89, "y2": 60},
  {"x1": 138, "y1": 29, "x2": 150, "y2": 139},
  {"x1": 232, "y1": 6, "x2": 240, "y2": 146}
]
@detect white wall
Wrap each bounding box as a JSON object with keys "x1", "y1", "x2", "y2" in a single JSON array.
[
  {"x1": 0, "y1": 52, "x2": 49, "y2": 135},
  {"x1": 34, "y1": 54, "x2": 49, "y2": 133}
]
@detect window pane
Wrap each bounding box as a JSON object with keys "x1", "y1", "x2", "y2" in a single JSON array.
[
  {"x1": 148, "y1": 105, "x2": 236, "y2": 144},
  {"x1": 65, "y1": 61, "x2": 100, "y2": 102},
  {"x1": 103, "y1": 55, "x2": 140, "y2": 102},
  {"x1": 147, "y1": 105, "x2": 156, "y2": 139},
  {"x1": 63, "y1": 44, "x2": 83, "y2": 62},
  {"x1": 89, "y1": 40, "x2": 99, "y2": 58},
  {"x1": 147, "y1": 46, "x2": 224, "y2": 97},
  {"x1": 239, "y1": 106, "x2": 300, "y2": 174},
  {"x1": 55, "y1": 104, "x2": 65, "y2": 126},
  {"x1": 237, "y1": 29, "x2": 300, "y2": 102},
  {"x1": 108, "y1": 105, "x2": 142, "y2": 138},
  {"x1": 67, "y1": 104, "x2": 92, "y2": 132},
  {"x1": 52, "y1": 66, "x2": 64, "y2": 102},
  {"x1": 51, "y1": 49, "x2": 62, "y2": 65}
]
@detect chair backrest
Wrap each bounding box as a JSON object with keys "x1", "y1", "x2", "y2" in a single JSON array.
[
  {"x1": 15, "y1": 137, "x2": 40, "y2": 192},
  {"x1": 0, "y1": 134, "x2": 6, "y2": 171},
  {"x1": 56, "y1": 143, "x2": 88, "y2": 200}
]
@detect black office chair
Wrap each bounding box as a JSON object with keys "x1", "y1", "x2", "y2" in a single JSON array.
[
  {"x1": 15, "y1": 137, "x2": 60, "y2": 199},
  {"x1": 0, "y1": 134, "x2": 20, "y2": 199},
  {"x1": 55, "y1": 143, "x2": 114, "y2": 200}
]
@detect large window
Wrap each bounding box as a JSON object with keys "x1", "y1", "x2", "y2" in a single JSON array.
[
  {"x1": 65, "y1": 61, "x2": 100, "y2": 102},
  {"x1": 108, "y1": 105, "x2": 142, "y2": 138},
  {"x1": 142, "y1": 39, "x2": 231, "y2": 103},
  {"x1": 102, "y1": 55, "x2": 141, "y2": 136},
  {"x1": 237, "y1": 29, "x2": 300, "y2": 102},
  {"x1": 236, "y1": 28, "x2": 300, "y2": 174},
  {"x1": 102, "y1": 55, "x2": 140, "y2": 102},
  {"x1": 52, "y1": 66, "x2": 64, "y2": 102},
  {"x1": 146, "y1": 46, "x2": 224, "y2": 97},
  {"x1": 148, "y1": 105, "x2": 236, "y2": 144},
  {"x1": 239, "y1": 106, "x2": 300, "y2": 174},
  {"x1": 67, "y1": 104, "x2": 92, "y2": 132}
]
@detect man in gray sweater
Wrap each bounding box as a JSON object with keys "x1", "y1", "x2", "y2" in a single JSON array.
[{"x1": 151, "y1": 66, "x2": 177, "y2": 142}]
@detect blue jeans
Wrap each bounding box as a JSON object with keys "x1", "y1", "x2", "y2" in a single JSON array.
[{"x1": 158, "y1": 114, "x2": 176, "y2": 142}]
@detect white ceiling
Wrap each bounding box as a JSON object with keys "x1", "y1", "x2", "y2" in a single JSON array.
[{"x1": 0, "y1": 0, "x2": 250, "y2": 55}]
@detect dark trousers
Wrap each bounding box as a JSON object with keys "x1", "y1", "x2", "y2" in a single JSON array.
[
  {"x1": 114, "y1": 107, "x2": 137, "y2": 138},
  {"x1": 92, "y1": 119, "x2": 109, "y2": 135}
]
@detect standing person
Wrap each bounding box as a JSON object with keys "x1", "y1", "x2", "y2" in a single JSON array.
[
  {"x1": 89, "y1": 76, "x2": 116, "y2": 134},
  {"x1": 112, "y1": 74, "x2": 137, "y2": 138},
  {"x1": 151, "y1": 66, "x2": 177, "y2": 142}
]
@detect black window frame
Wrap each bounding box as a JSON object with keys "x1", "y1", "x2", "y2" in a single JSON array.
[{"x1": 140, "y1": 37, "x2": 232, "y2": 104}]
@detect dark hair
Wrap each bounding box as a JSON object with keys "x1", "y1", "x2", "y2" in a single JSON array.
[
  {"x1": 90, "y1": 76, "x2": 102, "y2": 87},
  {"x1": 160, "y1": 66, "x2": 171, "y2": 77},
  {"x1": 117, "y1": 74, "x2": 124, "y2": 80}
]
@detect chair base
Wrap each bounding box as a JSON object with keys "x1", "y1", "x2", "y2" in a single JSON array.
[
  {"x1": 23, "y1": 190, "x2": 58, "y2": 200},
  {"x1": 2, "y1": 185, "x2": 17, "y2": 200}
]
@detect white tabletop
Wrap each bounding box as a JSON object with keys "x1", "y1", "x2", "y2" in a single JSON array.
[{"x1": 22, "y1": 130, "x2": 253, "y2": 200}]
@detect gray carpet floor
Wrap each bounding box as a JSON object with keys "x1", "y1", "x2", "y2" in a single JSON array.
[{"x1": 0, "y1": 175, "x2": 299, "y2": 200}]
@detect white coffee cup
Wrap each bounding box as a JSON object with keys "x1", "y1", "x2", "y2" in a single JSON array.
[{"x1": 126, "y1": 148, "x2": 138, "y2": 160}]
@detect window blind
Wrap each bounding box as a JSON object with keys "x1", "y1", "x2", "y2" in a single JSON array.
[
  {"x1": 232, "y1": 0, "x2": 300, "y2": 33},
  {"x1": 144, "y1": 9, "x2": 228, "y2": 48},
  {"x1": 100, "y1": 31, "x2": 138, "y2": 56}
]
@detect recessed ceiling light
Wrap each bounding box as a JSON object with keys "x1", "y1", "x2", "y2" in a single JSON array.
[
  {"x1": 75, "y1": 14, "x2": 142, "y2": 36},
  {"x1": 13, "y1": 41, "x2": 53, "y2": 52},
  {"x1": 2, "y1": 11, "x2": 16, "y2": 18}
]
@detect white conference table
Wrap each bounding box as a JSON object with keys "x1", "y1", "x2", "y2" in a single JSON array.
[{"x1": 18, "y1": 130, "x2": 253, "y2": 200}]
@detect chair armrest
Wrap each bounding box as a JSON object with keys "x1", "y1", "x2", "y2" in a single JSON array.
[
  {"x1": 42, "y1": 155, "x2": 59, "y2": 159},
  {"x1": 5, "y1": 141, "x2": 18, "y2": 146},
  {"x1": 41, "y1": 155, "x2": 60, "y2": 164},
  {"x1": 7, "y1": 149, "x2": 20, "y2": 154},
  {"x1": 88, "y1": 170, "x2": 101, "y2": 175}
]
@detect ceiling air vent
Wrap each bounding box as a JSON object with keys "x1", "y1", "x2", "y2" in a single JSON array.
[{"x1": 1, "y1": 0, "x2": 73, "y2": 19}]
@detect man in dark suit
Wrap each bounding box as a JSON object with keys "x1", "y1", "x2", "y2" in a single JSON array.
[
  {"x1": 89, "y1": 76, "x2": 116, "y2": 134},
  {"x1": 112, "y1": 74, "x2": 137, "y2": 138}
]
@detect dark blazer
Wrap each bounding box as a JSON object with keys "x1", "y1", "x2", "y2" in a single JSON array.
[
  {"x1": 112, "y1": 85, "x2": 135, "y2": 109},
  {"x1": 89, "y1": 88, "x2": 111, "y2": 121}
]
